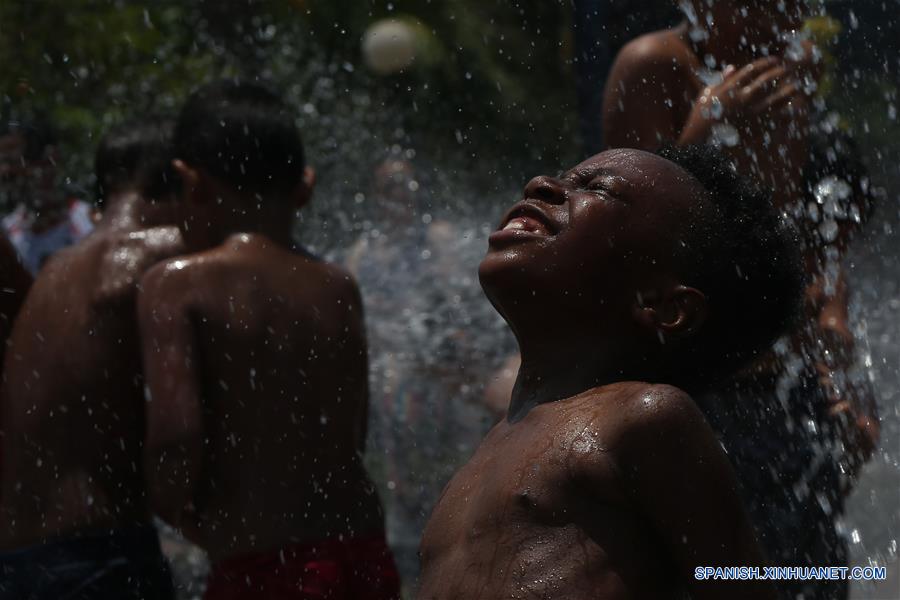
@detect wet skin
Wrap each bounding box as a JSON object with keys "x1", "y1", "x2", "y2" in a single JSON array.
[
  {"x1": 138, "y1": 233, "x2": 383, "y2": 563},
  {"x1": 418, "y1": 150, "x2": 776, "y2": 600},
  {"x1": 0, "y1": 193, "x2": 183, "y2": 549}
]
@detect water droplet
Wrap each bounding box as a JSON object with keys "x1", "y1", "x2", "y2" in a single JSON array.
[
  {"x1": 709, "y1": 96, "x2": 724, "y2": 120},
  {"x1": 710, "y1": 123, "x2": 740, "y2": 147},
  {"x1": 819, "y1": 219, "x2": 839, "y2": 243}
]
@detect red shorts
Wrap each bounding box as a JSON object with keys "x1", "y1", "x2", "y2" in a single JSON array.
[{"x1": 203, "y1": 532, "x2": 401, "y2": 600}]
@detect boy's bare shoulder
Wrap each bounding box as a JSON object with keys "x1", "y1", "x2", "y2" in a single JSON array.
[
  {"x1": 35, "y1": 226, "x2": 182, "y2": 303},
  {"x1": 610, "y1": 27, "x2": 696, "y2": 83},
  {"x1": 305, "y1": 257, "x2": 358, "y2": 288},
  {"x1": 138, "y1": 249, "x2": 201, "y2": 301},
  {"x1": 259, "y1": 246, "x2": 362, "y2": 305},
  {"x1": 548, "y1": 383, "x2": 704, "y2": 485},
  {"x1": 259, "y1": 245, "x2": 362, "y2": 304},
  {"x1": 573, "y1": 381, "x2": 692, "y2": 409},
  {"x1": 563, "y1": 383, "x2": 716, "y2": 486},
  {"x1": 95, "y1": 226, "x2": 184, "y2": 301},
  {"x1": 321, "y1": 260, "x2": 363, "y2": 299},
  {"x1": 617, "y1": 27, "x2": 693, "y2": 65},
  {"x1": 139, "y1": 235, "x2": 254, "y2": 283},
  {"x1": 570, "y1": 382, "x2": 703, "y2": 441},
  {"x1": 139, "y1": 241, "x2": 361, "y2": 307}
]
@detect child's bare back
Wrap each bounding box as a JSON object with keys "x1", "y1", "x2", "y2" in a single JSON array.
[
  {"x1": 420, "y1": 382, "x2": 767, "y2": 600},
  {"x1": 139, "y1": 233, "x2": 381, "y2": 561},
  {"x1": 143, "y1": 80, "x2": 400, "y2": 598},
  {"x1": 0, "y1": 214, "x2": 182, "y2": 548}
]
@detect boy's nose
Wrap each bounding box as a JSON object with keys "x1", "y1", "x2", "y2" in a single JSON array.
[{"x1": 524, "y1": 175, "x2": 566, "y2": 205}]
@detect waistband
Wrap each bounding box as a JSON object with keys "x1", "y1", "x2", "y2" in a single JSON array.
[{"x1": 0, "y1": 524, "x2": 161, "y2": 563}]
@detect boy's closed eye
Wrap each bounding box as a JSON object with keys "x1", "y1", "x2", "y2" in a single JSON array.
[
  {"x1": 580, "y1": 177, "x2": 629, "y2": 202},
  {"x1": 583, "y1": 179, "x2": 614, "y2": 195},
  {"x1": 560, "y1": 169, "x2": 630, "y2": 199}
]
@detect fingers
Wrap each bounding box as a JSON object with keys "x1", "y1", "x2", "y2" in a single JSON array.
[
  {"x1": 753, "y1": 81, "x2": 802, "y2": 114},
  {"x1": 703, "y1": 56, "x2": 806, "y2": 124},
  {"x1": 741, "y1": 64, "x2": 790, "y2": 105},
  {"x1": 724, "y1": 55, "x2": 781, "y2": 86}
]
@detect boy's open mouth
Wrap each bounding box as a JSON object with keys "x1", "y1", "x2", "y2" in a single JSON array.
[
  {"x1": 488, "y1": 203, "x2": 557, "y2": 248},
  {"x1": 501, "y1": 215, "x2": 550, "y2": 236}
]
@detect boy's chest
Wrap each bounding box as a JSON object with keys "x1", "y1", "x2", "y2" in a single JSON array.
[{"x1": 422, "y1": 414, "x2": 625, "y2": 558}]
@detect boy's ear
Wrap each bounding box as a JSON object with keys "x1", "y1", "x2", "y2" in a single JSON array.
[
  {"x1": 172, "y1": 159, "x2": 204, "y2": 204},
  {"x1": 292, "y1": 166, "x2": 316, "y2": 210},
  {"x1": 631, "y1": 285, "x2": 708, "y2": 341}
]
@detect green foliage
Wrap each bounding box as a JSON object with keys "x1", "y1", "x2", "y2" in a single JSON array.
[
  {"x1": 295, "y1": 0, "x2": 581, "y2": 174},
  {"x1": 1, "y1": 0, "x2": 580, "y2": 194},
  {"x1": 2, "y1": 0, "x2": 893, "y2": 197},
  {"x1": 1, "y1": 2, "x2": 229, "y2": 185}
]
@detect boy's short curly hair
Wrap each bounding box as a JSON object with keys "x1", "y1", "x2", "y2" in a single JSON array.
[
  {"x1": 94, "y1": 118, "x2": 177, "y2": 209},
  {"x1": 174, "y1": 81, "x2": 305, "y2": 198},
  {"x1": 655, "y1": 144, "x2": 806, "y2": 385}
]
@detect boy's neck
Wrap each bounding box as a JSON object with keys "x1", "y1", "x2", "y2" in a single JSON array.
[
  {"x1": 508, "y1": 342, "x2": 623, "y2": 423},
  {"x1": 98, "y1": 191, "x2": 151, "y2": 232},
  {"x1": 216, "y1": 220, "x2": 293, "y2": 247},
  {"x1": 201, "y1": 198, "x2": 294, "y2": 250}
]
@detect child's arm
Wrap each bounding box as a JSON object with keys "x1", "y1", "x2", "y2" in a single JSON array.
[
  {"x1": 810, "y1": 270, "x2": 880, "y2": 482},
  {"x1": 604, "y1": 36, "x2": 804, "y2": 152},
  {"x1": 137, "y1": 262, "x2": 205, "y2": 529},
  {"x1": 612, "y1": 385, "x2": 777, "y2": 600}
]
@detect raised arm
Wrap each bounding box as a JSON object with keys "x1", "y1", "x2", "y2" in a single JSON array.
[
  {"x1": 809, "y1": 269, "x2": 879, "y2": 482},
  {"x1": 603, "y1": 34, "x2": 808, "y2": 155},
  {"x1": 612, "y1": 385, "x2": 777, "y2": 600},
  {"x1": 137, "y1": 262, "x2": 205, "y2": 529}
]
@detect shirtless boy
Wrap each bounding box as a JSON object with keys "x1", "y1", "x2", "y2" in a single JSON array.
[
  {"x1": 138, "y1": 82, "x2": 399, "y2": 599},
  {"x1": 418, "y1": 145, "x2": 804, "y2": 599},
  {"x1": 0, "y1": 120, "x2": 183, "y2": 599},
  {"x1": 602, "y1": 4, "x2": 877, "y2": 597}
]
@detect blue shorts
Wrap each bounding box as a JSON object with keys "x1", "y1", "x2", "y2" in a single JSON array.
[{"x1": 0, "y1": 525, "x2": 174, "y2": 600}]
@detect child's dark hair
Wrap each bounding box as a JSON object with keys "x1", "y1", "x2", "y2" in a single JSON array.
[
  {"x1": 655, "y1": 144, "x2": 805, "y2": 386},
  {"x1": 94, "y1": 118, "x2": 178, "y2": 210},
  {"x1": 174, "y1": 81, "x2": 305, "y2": 197}
]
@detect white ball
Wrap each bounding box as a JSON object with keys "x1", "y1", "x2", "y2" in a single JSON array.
[{"x1": 362, "y1": 19, "x2": 418, "y2": 75}]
